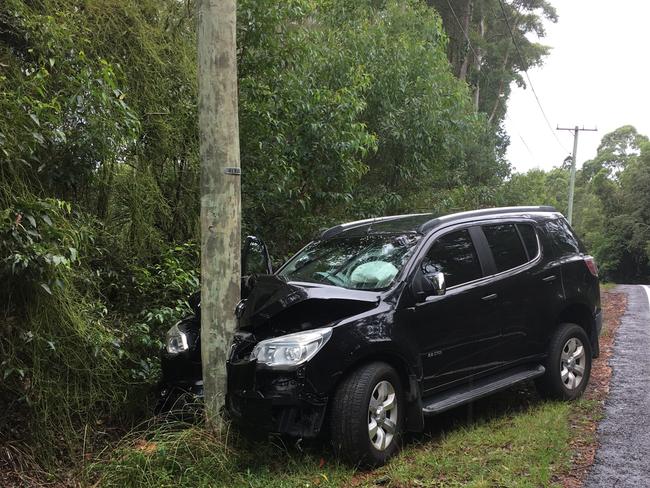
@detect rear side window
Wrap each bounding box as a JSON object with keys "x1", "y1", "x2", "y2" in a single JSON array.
[
  {"x1": 516, "y1": 224, "x2": 539, "y2": 260},
  {"x1": 482, "y1": 224, "x2": 528, "y2": 272},
  {"x1": 423, "y1": 229, "x2": 482, "y2": 287},
  {"x1": 544, "y1": 218, "x2": 583, "y2": 257}
]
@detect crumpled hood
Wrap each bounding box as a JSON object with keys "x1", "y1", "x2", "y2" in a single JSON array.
[{"x1": 239, "y1": 274, "x2": 380, "y2": 332}]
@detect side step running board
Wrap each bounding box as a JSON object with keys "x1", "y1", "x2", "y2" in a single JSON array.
[{"x1": 422, "y1": 364, "x2": 545, "y2": 416}]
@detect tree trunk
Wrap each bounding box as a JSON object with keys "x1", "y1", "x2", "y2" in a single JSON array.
[
  {"x1": 472, "y1": 14, "x2": 485, "y2": 111},
  {"x1": 197, "y1": 0, "x2": 241, "y2": 429},
  {"x1": 458, "y1": 0, "x2": 473, "y2": 81},
  {"x1": 96, "y1": 160, "x2": 115, "y2": 219},
  {"x1": 488, "y1": 48, "x2": 510, "y2": 124}
]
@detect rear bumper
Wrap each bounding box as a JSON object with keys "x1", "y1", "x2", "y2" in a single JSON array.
[
  {"x1": 595, "y1": 309, "x2": 603, "y2": 335},
  {"x1": 593, "y1": 309, "x2": 603, "y2": 357},
  {"x1": 226, "y1": 360, "x2": 327, "y2": 438}
]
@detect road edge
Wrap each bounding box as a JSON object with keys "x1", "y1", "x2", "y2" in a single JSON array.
[{"x1": 554, "y1": 289, "x2": 628, "y2": 488}]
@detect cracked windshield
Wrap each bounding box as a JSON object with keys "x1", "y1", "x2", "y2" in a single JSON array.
[{"x1": 279, "y1": 234, "x2": 421, "y2": 290}]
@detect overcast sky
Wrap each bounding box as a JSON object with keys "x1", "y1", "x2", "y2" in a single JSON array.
[{"x1": 505, "y1": 0, "x2": 650, "y2": 173}]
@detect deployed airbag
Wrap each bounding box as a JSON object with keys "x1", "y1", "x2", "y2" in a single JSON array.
[{"x1": 350, "y1": 261, "x2": 399, "y2": 288}]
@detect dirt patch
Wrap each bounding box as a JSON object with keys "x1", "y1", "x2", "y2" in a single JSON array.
[{"x1": 555, "y1": 290, "x2": 628, "y2": 488}]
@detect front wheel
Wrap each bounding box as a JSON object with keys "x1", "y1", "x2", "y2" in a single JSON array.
[
  {"x1": 330, "y1": 362, "x2": 404, "y2": 467},
  {"x1": 536, "y1": 323, "x2": 592, "y2": 400}
]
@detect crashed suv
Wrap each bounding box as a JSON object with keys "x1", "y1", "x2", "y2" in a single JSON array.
[{"x1": 160, "y1": 206, "x2": 601, "y2": 466}]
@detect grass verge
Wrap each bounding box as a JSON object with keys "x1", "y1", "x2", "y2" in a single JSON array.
[{"x1": 88, "y1": 291, "x2": 627, "y2": 488}]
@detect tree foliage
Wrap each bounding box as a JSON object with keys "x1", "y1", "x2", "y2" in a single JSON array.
[
  {"x1": 429, "y1": 0, "x2": 556, "y2": 125},
  {"x1": 0, "y1": 0, "x2": 518, "y2": 472},
  {"x1": 501, "y1": 125, "x2": 650, "y2": 283}
]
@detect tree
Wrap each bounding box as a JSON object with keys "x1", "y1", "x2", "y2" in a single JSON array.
[
  {"x1": 0, "y1": 0, "x2": 517, "y2": 469},
  {"x1": 428, "y1": 0, "x2": 557, "y2": 126},
  {"x1": 499, "y1": 167, "x2": 569, "y2": 212},
  {"x1": 581, "y1": 125, "x2": 648, "y2": 182},
  {"x1": 498, "y1": 126, "x2": 650, "y2": 282}
]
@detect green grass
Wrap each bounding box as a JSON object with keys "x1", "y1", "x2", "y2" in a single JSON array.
[
  {"x1": 89, "y1": 386, "x2": 595, "y2": 488},
  {"x1": 376, "y1": 402, "x2": 571, "y2": 488},
  {"x1": 87, "y1": 420, "x2": 354, "y2": 487}
]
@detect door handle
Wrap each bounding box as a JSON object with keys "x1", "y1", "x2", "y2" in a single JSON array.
[
  {"x1": 482, "y1": 293, "x2": 498, "y2": 301},
  {"x1": 542, "y1": 275, "x2": 557, "y2": 282}
]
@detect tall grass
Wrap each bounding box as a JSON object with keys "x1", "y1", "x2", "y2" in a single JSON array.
[
  {"x1": 89, "y1": 389, "x2": 584, "y2": 488},
  {"x1": 88, "y1": 420, "x2": 353, "y2": 488}
]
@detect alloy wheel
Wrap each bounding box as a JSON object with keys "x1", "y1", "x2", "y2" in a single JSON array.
[
  {"x1": 560, "y1": 337, "x2": 586, "y2": 390},
  {"x1": 368, "y1": 380, "x2": 398, "y2": 451}
]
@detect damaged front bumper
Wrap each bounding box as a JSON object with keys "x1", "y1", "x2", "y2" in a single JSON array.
[
  {"x1": 226, "y1": 359, "x2": 328, "y2": 438},
  {"x1": 157, "y1": 339, "x2": 329, "y2": 438}
]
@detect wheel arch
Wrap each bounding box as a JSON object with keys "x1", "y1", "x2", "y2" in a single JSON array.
[
  {"x1": 555, "y1": 303, "x2": 598, "y2": 357},
  {"x1": 331, "y1": 350, "x2": 424, "y2": 432}
]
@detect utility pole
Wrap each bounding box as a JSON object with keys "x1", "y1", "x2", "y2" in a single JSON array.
[
  {"x1": 556, "y1": 125, "x2": 597, "y2": 224},
  {"x1": 197, "y1": 0, "x2": 241, "y2": 428}
]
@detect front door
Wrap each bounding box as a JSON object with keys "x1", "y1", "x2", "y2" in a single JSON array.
[{"x1": 403, "y1": 227, "x2": 503, "y2": 394}]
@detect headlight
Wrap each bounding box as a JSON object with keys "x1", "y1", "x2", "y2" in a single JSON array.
[
  {"x1": 166, "y1": 322, "x2": 189, "y2": 354},
  {"x1": 250, "y1": 327, "x2": 332, "y2": 367}
]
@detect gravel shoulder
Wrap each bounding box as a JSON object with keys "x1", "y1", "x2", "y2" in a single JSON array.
[{"x1": 585, "y1": 285, "x2": 650, "y2": 487}]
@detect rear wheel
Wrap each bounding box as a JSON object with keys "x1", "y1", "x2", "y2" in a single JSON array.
[
  {"x1": 536, "y1": 323, "x2": 592, "y2": 400},
  {"x1": 330, "y1": 362, "x2": 404, "y2": 467}
]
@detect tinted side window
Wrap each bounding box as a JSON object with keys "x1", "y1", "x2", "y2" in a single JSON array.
[
  {"x1": 482, "y1": 224, "x2": 527, "y2": 272},
  {"x1": 517, "y1": 224, "x2": 539, "y2": 260},
  {"x1": 423, "y1": 229, "x2": 482, "y2": 287},
  {"x1": 544, "y1": 218, "x2": 582, "y2": 257}
]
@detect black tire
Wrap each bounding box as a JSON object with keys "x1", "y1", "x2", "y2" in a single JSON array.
[
  {"x1": 536, "y1": 323, "x2": 592, "y2": 400},
  {"x1": 330, "y1": 362, "x2": 404, "y2": 467}
]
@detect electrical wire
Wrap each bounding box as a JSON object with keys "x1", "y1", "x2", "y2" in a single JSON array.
[
  {"x1": 496, "y1": 0, "x2": 569, "y2": 153},
  {"x1": 446, "y1": 0, "x2": 569, "y2": 155},
  {"x1": 444, "y1": 0, "x2": 540, "y2": 166}
]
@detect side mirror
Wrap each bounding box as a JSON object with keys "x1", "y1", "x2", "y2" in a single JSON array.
[
  {"x1": 429, "y1": 271, "x2": 446, "y2": 296},
  {"x1": 412, "y1": 267, "x2": 446, "y2": 301},
  {"x1": 242, "y1": 235, "x2": 272, "y2": 276}
]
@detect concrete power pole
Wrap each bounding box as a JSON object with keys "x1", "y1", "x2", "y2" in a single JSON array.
[
  {"x1": 197, "y1": 0, "x2": 241, "y2": 427},
  {"x1": 556, "y1": 125, "x2": 597, "y2": 224}
]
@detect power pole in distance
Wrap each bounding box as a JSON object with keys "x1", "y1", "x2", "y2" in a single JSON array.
[
  {"x1": 556, "y1": 125, "x2": 598, "y2": 224},
  {"x1": 197, "y1": 0, "x2": 241, "y2": 428}
]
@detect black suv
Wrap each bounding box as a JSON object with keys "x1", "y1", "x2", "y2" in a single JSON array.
[{"x1": 160, "y1": 206, "x2": 601, "y2": 466}]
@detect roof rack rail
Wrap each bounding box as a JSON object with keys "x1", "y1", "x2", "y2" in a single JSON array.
[
  {"x1": 418, "y1": 206, "x2": 558, "y2": 233},
  {"x1": 319, "y1": 213, "x2": 431, "y2": 240}
]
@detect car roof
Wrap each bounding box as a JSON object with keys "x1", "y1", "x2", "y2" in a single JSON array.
[{"x1": 319, "y1": 206, "x2": 561, "y2": 240}]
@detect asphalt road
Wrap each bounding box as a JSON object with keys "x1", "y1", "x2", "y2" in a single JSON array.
[{"x1": 585, "y1": 285, "x2": 650, "y2": 487}]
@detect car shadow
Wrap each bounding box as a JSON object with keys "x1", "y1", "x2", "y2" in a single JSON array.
[
  {"x1": 248, "y1": 380, "x2": 544, "y2": 469},
  {"x1": 152, "y1": 379, "x2": 545, "y2": 477},
  {"x1": 418, "y1": 380, "x2": 542, "y2": 439}
]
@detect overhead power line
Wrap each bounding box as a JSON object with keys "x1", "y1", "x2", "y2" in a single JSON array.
[
  {"x1": 496, "y1": 0, "x2": 569, "y2": 153},
  {"x1": 445, "y1": 0, "x2": 481, "y2": 64},
  {"x1": 444, "y1": 0, "x2": 539, "y2": 165}
]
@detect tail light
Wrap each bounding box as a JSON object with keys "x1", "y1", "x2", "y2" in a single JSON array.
[{"x1": 584, "y1": 256, "x2": 598, "y2": 277}]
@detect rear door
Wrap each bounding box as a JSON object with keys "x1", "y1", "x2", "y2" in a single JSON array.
[{"x1": 478, "y1": 220, "x2": 563, "y2": 363}]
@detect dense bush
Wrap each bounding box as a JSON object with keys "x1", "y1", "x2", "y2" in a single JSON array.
[
  {"x1": 0, "y1": 0, "x2": 526, "y2": 478},
  {"x1": 0, "y1": 197, "x2": 128, "y2": 461},
  {"x1": 499, "y1": 126, "x2": 650, "y2": 283}
]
